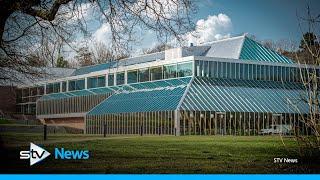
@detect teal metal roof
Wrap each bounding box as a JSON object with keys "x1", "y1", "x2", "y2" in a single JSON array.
[
  {"x1": 39, "y1": 88, "x2": 114, "y2": 100},
  {"x1": 72, "y1": 62, "x2": 116, "y2": 76},
  {"x1": 40, "y1": 77, "x2": 191, "y2": 102},
  {"x1": 87, "y1": 77, "x2": 191, "y2": 115},
  {"x1": 72, "y1": 52, "x2": 164, "y2": 76},
  {"x1": 239, "y1": 37, "x2": 293, "y2": 63},
  {"x1": 180, "y1": 77, "x2": 308, "y2": 114}
]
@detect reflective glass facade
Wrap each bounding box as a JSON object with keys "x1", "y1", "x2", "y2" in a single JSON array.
[
  {"x1": 88, "y1": 75, "x2": 106, "y2": 89},
  {"x1": 69, "y1": 79, "x2": 85, "y2": 91},
  {"x1": 195, "y1": 60, "x2": 311, "y2": 82},
  {"x1": 127, "y1": 70, "x2": 138, "y2": 84},
  {"x1": 116, "y1": 72, "x2": 125, "y2": 85}
]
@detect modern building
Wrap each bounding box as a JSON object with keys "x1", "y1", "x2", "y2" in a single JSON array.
[
  {"x1": 15, "y1": 35, "x2": 318, "y2": 135},
  {"x1": 0, "y1": 67, "x2": 74, "y2": 116}
]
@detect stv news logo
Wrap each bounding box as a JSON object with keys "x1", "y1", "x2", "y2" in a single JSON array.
[
  {"x1": 20, "y1": 143, "x2": 51, "y2": 166},
  {"x1": 20, "y1": 143, "x2": 90, "y2": 166}
]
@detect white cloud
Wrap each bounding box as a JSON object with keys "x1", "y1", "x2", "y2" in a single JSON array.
[
  {"x1": 185, "y1": 13, "x2": 232, "y2": 45},
  {"x1": 61, "y1": 3, "x2": 97, "y2": 22},
  {"x1": 92, "y1": 23, "x2": 112, "y2": 45}
]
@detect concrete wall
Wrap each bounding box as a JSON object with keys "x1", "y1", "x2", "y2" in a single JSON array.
[{"x1": 44, "y1": 117, "x2": 84, "y2": 130}]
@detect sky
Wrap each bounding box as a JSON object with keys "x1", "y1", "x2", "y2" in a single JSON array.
[
  {"x1": 196, "y1": 0, "x2": 320, "y2": 42},
  {"x1": 65, "y1": 0, "x2": 320, "y2": 59}
]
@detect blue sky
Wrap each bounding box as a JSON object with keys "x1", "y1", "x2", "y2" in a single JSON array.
[
  {"x1": 196, "y1": 0, "x2": 320, "y2": 42},
  {"x1": 67, "y1": 0, "x2": 320, "y2": 59}
]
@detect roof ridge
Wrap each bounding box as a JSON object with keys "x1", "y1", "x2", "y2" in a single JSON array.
[{"x1": 199, "y1": 34, "x2": 246, "y2": 45}]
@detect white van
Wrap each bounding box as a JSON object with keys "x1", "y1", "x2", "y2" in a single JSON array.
[{"x1": 259, "y1": 125, "x2": 292, "y2": 135}]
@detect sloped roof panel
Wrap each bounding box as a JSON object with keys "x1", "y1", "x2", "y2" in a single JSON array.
[
  {"x1": 72, "y1": 62, "x2": 116, "y2": 76},
  {"x1": 87, "y1": 86, "x2": 186, "y2": 115},
  {"x1": 203, "y1": 36, "x2": 245, "y2": 59},
  {"x1": 39, "y1": 88, "x2": 114, "y2": 101},
  {"x1": 87, "y1": 77, "x2": 192, "y2": 115},
  {"x1": 72, "y1": 52, "x2": 165, "y2": 76},
  {"x1": 180, "y1": 77, "x2": 309, "y2": 114},
  {"x1": 239, "y1": 37, "x2": 293, "y2": 63}
]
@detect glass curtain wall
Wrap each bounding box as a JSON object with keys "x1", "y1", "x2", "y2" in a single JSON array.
[
  {"x1": 85, "y1": 110, "x2": 307, "y2": 136},
  {"x1": 195, "y1": 60, "x2": 312, "y2": 83},
  {"x1": 86, "y1": 111, "x2": 175, "y2": 135},
  {"x1": 179, "y1": 110, "x2": 305, "y2": 136}
]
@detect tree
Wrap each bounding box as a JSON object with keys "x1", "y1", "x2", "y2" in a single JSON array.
[
  {"x1": 91, "y1": 42, "x2": 129, "y2": 64},
  {"x1": 285, "y1": 4, "x2": 320, "y2": 162},
  {"x1": 75, "y1": 46, "x2": 94, "y2": 67},
  {"x1": 56, "y1": 56, "x2": 69, "y2": 68},
  {"x1": 143, "y1": 43, "x2": 173, "y2": 54},
  {"x1": 0, "y1": 0, "x2": 196, "y2": 82},
  {"x1": 300, "y1": 32, "x2": 319, "y2": 50}
]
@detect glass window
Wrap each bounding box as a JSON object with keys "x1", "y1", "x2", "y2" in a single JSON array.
[
  {"x1": 248, "y1": 64, "x2": 253, "y2": 80},
  {"x1": 281, "y1": 67, "x2": 286, "y2": 81},
  {"x1": 230, "y1": 63, "x2": 236, "y2": 79},
  {"x1": 30, "y1": 87, "x2": 37, "y2": 96},
  {"x1": 38, "y1": 86, "x2": 44, "y2": 95},
  {"x1": 235, "y1": 63, "x2": 240, "y2": 79},
  {"x1": 253, "y1": 64, "x2": 258, "y2": 80},
  {"x1": 198, "y1": 61, "x2": 204, "y2": 76},
  {"x1": 127, "y1": 70, "x2": 138, "y2": 84},
  {"x1": 259, "y1": 65, "x2": 264, "y2": 80},
  {"x1": 239, "y1": 63, "x2": 244, "y2": 79},
  {"x1": 225, "y1": 62, "x2": 230, "y2": 78},
  {"x1": 163, "y1": 64, "x2": 177, "y2": 79},
  {"x1": 273, "y1": 66, "x2": 278, "y2": 81},
  {"x1": 266, "y1": 65, "x2": 270, "y2": 81},
  {"x1": 209, "y1": 61, "x2": 216, "y2": 78},
  {"x1": 116, "y1": 72, "x2": 125, "y2": 85},
  {"x1": 53, "y1": 82, "x2": 60, "y2": 93},
  {"x1": 195, "y1": 60, "x2": 200, "y2": 76},
  {"x1": 46, "y1": 83, "x2": 54, "y2": 94},
  {"x1": 290, "y1": 67, "x2": 297, "y2": 82},
  {"x1": 87, "y1": 76, "x2": 105, "y2": 89},
  {"x1": 61, "y1": 82, "x2": 67, "y2": 92},
  {"x1": 139, "y1": 68, "x2": 150, "y2": 82},
  {"x1": 68, "y1": 80, "x2": 76, "y2": 91},
  {"x1": 276, "y1": 66, "x2": 282, "y2": 81},
  {"x1": 218, "y1": 62, "x2": 224, "y2": 78},
  {"x1": 150, "y1": 66, "x2": 163, "y2": 81},
  {"x1": 16, "y1": 89, "x2": 22, "y2": 103},
  {"x1": 76, "y1": 79, "x2": 85, "y2": 90},
  {"x1": 88, "y1": 77, "x2": 97, "y2": 89},
  {"x1": 97, "y1": 76, "x2": 106, "y2": 87},
  {"x1": 242, "y1": 64, "x2": 249, "y2": 80},
  {"x1": 203, "y1": 61, "x2": 209, "y2": 77},
  {"x1": 178, "y1": 62, "x2": 193, "y2": 77},
  {"x1": 108, "y1": 73, "x2": 114, "y2": 86}
]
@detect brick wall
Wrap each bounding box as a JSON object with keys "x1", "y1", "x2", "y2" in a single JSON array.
[
  {"x1": 0, "y1": 86, "x2": 17, "y2": 113},
  {"x1": 44, "y1": 117, "x2": 85, "y2": 130}
]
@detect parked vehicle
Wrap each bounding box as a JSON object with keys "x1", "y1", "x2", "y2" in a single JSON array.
[{"x1": 259, "y1": 125, "x2": 292, "y2": 135}]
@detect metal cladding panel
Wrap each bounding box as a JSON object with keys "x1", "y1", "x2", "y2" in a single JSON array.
[
  {"x1": 72, "y1": 62, "x2": 116, "y2": 76},
  {"x1": 115, "y1": 52, "x2": 165, "y2": 67},
  {"x1": 180, "y1": 77, "x2": 309, "y2": 114},
  {"x1": 239, "y1": 37, "x2": 293, "y2": 63},
  {"x1": 204, "y1": 36, "x2": 245, "y2": 59},
  {"x1": 87, "y1": 77, "x2": 192, "y2": 115},
  {"x1": 39, "y1": 88, "x2": 114, "y2": 100},
  {"x1": 87, "y1": 86, "x2": 186, "y2": 115}
]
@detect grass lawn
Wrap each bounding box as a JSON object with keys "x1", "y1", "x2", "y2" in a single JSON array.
[
  {"x1": 0, "y1": 118, "x2": 13, "y2": 124},
  {"x1": 0, "y1": 133, "x2": 319, "y2": 174}
]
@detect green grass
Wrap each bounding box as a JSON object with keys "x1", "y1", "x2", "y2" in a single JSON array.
[
  {"x1": 1, "y1": 133, "x2": 319, "y2": 174},
  {"x1": 0, "y1": 118, "x2": 13, "y2": 124}
]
